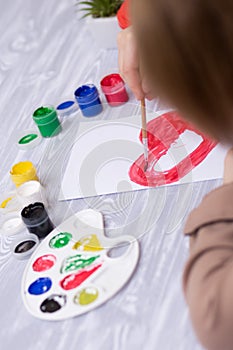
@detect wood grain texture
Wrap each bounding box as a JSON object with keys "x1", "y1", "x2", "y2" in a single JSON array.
[{"x1": 0, "y1": 0, "x2": 222, "y2": 349}]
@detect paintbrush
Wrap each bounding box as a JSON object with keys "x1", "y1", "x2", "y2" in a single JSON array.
[{"x1": 141, "y1": 98, "x2": 149, "y2": 172}]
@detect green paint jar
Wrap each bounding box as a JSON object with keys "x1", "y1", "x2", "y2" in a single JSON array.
[{"x1": 32, "y1": 106, "x2": 62, "y2": 137}]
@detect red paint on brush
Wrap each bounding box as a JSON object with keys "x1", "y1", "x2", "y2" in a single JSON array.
[
  {"x1": 100, "y1": 73, "x2": 128, "y2": 106},
  {"x1": 60, "y1": 264, "x2": 102, "y2": 290},
  {"x1": 129, "y1": 111, "x2": 217, "y2": 186},
  {"x1": 32, "y1": 254, "x2": 56, "y2": 272}
]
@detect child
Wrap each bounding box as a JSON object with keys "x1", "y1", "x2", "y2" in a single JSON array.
[{"x1": 118, "y1": 1, "x2": 233, "y2": 349}]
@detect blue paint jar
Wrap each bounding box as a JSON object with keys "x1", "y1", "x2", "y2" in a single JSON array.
[{"x1": 74, "y1": 84, "x2": 103, "y2": 117}]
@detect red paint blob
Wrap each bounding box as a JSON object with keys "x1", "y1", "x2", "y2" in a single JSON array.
[
  {"x1": 60, "y1": 264, "x2": 102, "y2": 290},
  {"x1": 129, "y1": 111, "x2": 217, "y2": 186},
  {"x1": 32, "y1": 254, "x2": 56, "y2": 272},
  {"x1": 100, "y1": 73, "x2": 128, "y2": 106}
]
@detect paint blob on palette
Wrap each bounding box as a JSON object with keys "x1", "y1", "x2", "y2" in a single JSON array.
[{"x1": 22, "y1": 209, "x2": 139, "y2": 320}]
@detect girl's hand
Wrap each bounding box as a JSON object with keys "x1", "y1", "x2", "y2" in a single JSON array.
[
  {"x1": 117, "y1": 26, "x2": 154, "y2": 101},
  {"x1": 223, "y1": 148, "x2": 233, "y2": 184}
]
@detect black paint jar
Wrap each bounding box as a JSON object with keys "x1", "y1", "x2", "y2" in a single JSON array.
[{"x1": 21, "y1": 202, "x2": 54, "y2": 239}]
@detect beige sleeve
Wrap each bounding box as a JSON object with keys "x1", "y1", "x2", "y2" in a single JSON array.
[{"x1": 183, "y1": 183, "x2": 233, "y2": 350}]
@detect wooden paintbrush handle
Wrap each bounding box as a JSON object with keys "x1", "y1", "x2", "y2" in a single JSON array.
[{"x1": 141, "y1": 98, "x2": 147, "y2": 138}]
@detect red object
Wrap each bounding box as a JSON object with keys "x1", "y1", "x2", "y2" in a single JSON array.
[
  {"x1": 60, "y1": 264, "x2": 102, "y2": 290},
  {"x1": 100, "y1": 73, "x2": 129, "y2": 106},
  {"x1": 117, "y1": 0, "x2": 130, "y2": 29},
  {"x1": 32, "y1": 254, "x2": 56, "y2": 272},
  {"x1": 129, "y1": 111, "x2": 217, "y2": 186}
]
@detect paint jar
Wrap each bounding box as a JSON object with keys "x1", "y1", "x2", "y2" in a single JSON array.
[
  {"x1": 32, "y1": 106, "x2": 62, "y2": 137},
  {"x1": 17, "y1": 181, "x2": 48, "y2": 208},
  {"x1": 100, "y1": 73, "x2": 129, "y2": 106},
  {"x1": 74, "y1": 84, "x2": 103, "y2": 117},
  {"x1": 21, "y1": 202, "x2": 54, "y2": 239},
  {"x1": 10, "y1": 161, "x2": 39, "y2": 188}
]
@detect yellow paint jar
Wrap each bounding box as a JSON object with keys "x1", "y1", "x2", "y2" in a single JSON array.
[{"x1": 10, "y1": 161, "x2": 39, "y2": 187}]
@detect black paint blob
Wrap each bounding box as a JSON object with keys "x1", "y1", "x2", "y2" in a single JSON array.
[
  {"x1": 14, "y1": 240, "x2": 36, "y2": 254},
  {"x1": 40, "y1": 294, "x2": 66, "y2": 313}
]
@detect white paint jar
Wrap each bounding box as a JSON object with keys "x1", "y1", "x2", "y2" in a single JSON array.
[{"x1": 17, "y1": 181, "x2": 48, "y2": 208}]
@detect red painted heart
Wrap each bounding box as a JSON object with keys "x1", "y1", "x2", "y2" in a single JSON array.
[{"x1": 129, "y1": 111, "x2": 216, "y2": 186}]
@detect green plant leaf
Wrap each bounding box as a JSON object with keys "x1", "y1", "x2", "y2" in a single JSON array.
[
  {"x1": 79, "y1": 1, "x2": 95, "y2": 5},
  {"x1": 77, "y1": 0, "x2": 123, "y2": 17}
]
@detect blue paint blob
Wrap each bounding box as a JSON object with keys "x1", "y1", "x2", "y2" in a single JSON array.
[
  {"x1": 74, "y1": 84, "x2": 103, "y2": 117},
  {"x1": 57, "y1": 101, "x2": 75, "y2": 110},
  {"x1": 28, "y1": 277, "x2": 52, "y2": 295}
]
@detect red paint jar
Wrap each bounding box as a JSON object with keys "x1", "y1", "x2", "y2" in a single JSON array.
[{"x1": 100, "y1": 73, "x2": 129, "y2": 106}]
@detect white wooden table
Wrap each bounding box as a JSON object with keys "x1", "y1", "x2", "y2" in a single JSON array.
[{"x1": 0, "y1": 1, "x2": 220, "y2": 349}]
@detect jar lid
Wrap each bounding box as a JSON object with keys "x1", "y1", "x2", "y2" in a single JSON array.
[
  {"x1": 56, "y1": 100, "x2": 78, "y2": 117},
  {"x1": 57, "y1": 100, "x2": 75, "y2": 110},
  {"x1": 15, "y1": 129, "x2": 42, "y2": 150},
  {"x1": 0, "y1": 213, "x2": 25, "y2": 236},
  {"x1": 11, "y1": 233, "x2": 39, "y2": 260}
]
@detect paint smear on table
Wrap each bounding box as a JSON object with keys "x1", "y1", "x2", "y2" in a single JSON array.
[{"x1": 0, "y1": 197, "x2": 13, "y2": 208}]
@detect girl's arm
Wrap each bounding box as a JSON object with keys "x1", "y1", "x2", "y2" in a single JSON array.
[{"x1": 183, "y1": 175, "x2": 233, "y2": 349}]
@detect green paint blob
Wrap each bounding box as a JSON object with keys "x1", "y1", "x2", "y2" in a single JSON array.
[
  {"x1": 49, "y1": 232, "x2": 72, "y2": 249},
  {"x1": 18, "y1": 133, "x2": 38, "y2": 145},
  {"x1": 60, "y1": 254, "x2": 100, "y2": 274},
  {"x1": 33, "y1": 107, "x2": 54, "y2": 117},
  {"x1": 74, "y1": 287, "x2": 99, "y2": 306}
]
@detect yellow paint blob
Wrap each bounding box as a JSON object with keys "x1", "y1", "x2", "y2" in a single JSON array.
[
  {"x1": 72, "y1": 234, "x2": 103, "y2": 252},
  {"x1": 0, "y1": 197, "x2": 13, "y2": 208},
  {"x1": 74, "y1": 287, "x2": 99, "y2": 306},
  {"x1": 10, "y1": 161, "x2": 38, "y2": 187}
]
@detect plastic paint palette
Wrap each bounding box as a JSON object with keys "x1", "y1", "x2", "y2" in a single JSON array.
[{"x1": 22, "y1": 209, "x2": 139, "y2": 320}]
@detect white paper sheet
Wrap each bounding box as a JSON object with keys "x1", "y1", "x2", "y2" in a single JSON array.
[{"x1": 59, "y1": 112, "x2": 228, "y2": 200}]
